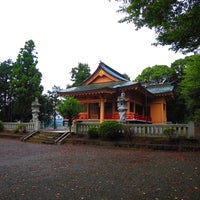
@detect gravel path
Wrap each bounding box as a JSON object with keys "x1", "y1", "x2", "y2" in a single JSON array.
[{"x1": 0, "y1": 139, "x2": 200, "y2": 200}]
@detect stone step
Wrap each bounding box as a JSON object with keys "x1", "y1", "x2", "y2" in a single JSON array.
[{"x1": 27, "y1": 131, "x2": 65, "y2": 144}]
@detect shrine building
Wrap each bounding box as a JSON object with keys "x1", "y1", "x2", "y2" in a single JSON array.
[{"x1": 58, "y1": 61, "x2": 174, "y2": 124}]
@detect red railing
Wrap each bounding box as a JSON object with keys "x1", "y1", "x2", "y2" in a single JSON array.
[
  {"x1": 76, "y1": 113, "x2": 152, "y2": 122},
  {"x1": 104, "y1": 114, "x2": 119, "y2": 119},
  {"x1": 127, "y1": 113, "x2": 152, "y2": 122}
]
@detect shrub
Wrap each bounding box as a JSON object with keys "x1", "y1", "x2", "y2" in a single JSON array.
[
  {"x1": 87, "y1": 127, "x2": 99, "y2": 139},
  {"x1": 0, "y1": 120, "x2": 4, "y2": 132},
  {"x1": 99, "y1": 121, "x2": 122, "y2": 140},
  {"x1": 163, "y1": 127, "x2": 176, "y2": 138},
  {"x1": 15, "y1": 124, "x2": 27, "y2": 133}
]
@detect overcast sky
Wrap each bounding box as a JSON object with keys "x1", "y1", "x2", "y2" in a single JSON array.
[{"x1": 0, "y1": 0, "x2": 187, "y2": 92}]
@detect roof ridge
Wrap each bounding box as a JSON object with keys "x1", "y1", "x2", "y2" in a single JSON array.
[
  {"x1": 99, "y1": 61, "x2": 128, "y2": 81},
  {"x1": 80, "y1": 61, "x2": 128, "y2": 85}
]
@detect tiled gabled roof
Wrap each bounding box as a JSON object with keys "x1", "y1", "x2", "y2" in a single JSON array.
[
  {"x1": 59, "y1": 81, "x2": 138, "y2": 95},
  {"x1": 145, "y1": 84, "x2": 174, "y2": 95},
  {"x1": 59, "y1": 62, "x2": 174, "y2": 97},
  {"x1": 80, "y1": 61, "x2": 128, "y2": 85},
  {"x1": 99, "y1": 61, "x2": 128, "y2": 82}
]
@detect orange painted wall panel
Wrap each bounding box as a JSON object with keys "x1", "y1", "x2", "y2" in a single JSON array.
[
  {"x1": 92, "y1": 76, "x2": 113, "y2": 84},
  {"x1": 150, "y1": 98, "x2": 167, "y2": 124}
]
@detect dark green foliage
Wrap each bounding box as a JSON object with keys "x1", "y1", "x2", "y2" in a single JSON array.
[
  {"x1": 40, "y1": 86, "x2": 61, "y2": 128},
  {"x1": 194, "y1": 109, "x2": 200, "y2": 126},
  {"x1": 0, "y1": 41, "x2": 43, "y2": 122},
  {"x1": 38, "y1": 94, "x2": 55, "y2": 127},
  {"x1": 135, "y1": 65, "x2": 172, "y2": 83},
  {"x1": 87, "y1": 127, "x2": 99, "y2": 139},
  {"x1": 167, "y1": 57, "x2": 188, "y2": 123},
  {"x1": 117, "y1": 0, "x2": 200, "y2": 53},
  {"x1": 180, "y1": 55, "x2": 200, "y2": 111},
  {"x1": 69, "y1": 63, "x2": 91, "y2": 87},
  {"x1": 122, "y1": 73, "x2": 130, "y2": 81},
  {"x1": 99, "y1": 120, "x2": 122, "y2": 140},
  {"x1": 170, "y1": 58, "x2": 187, "y2": 83},
  {"x1": 176, "y1": 55, "x2": 200, "y2": 123},
  {"x1": 0, "y1": 59, "x2": 13, "y2": 121},
  {"x1": 10, "y1": 40, "x2": 43, "y2": 121},
  {"x1": 0, "y1": 120, "x2": 4, "y2": 132},
  {"x1": 39, "y1": 87, "x2": 61, "y2": 128}
]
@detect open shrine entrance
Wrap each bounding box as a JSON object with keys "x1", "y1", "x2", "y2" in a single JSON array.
[{"x1": 88, "y1": 102, "x2": 113, "y2": 120}]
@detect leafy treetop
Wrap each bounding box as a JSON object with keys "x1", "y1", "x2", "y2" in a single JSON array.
[
  {"x1": 135, "y1": 65, "x2": 172, "y2": 84},
  {"x1": 57, "y1": 97, "x2": 81, "y2": 132},
  {"x1": 113, "y1": 0, "x2": 200, "y2": 54},
  {"x1": 69, "y1": 63, "x2": 91, "y2": 87}
]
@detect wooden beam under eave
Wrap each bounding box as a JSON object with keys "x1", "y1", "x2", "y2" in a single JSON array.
[{"x1": 71, "y1": 90, "x2": 116, "y2": 97}]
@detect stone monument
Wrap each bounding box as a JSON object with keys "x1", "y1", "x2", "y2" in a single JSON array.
[{"x1": 117, "y1": 91, "x2": 128, "y2": 123}]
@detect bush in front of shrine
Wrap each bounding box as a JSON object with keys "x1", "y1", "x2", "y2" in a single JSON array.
[
  {"x1": 99, "y1": 120, "x2": 123, "y2": 140},
  {"x1": 87, "y1": 127, "x2": 99, "y2": 139}
]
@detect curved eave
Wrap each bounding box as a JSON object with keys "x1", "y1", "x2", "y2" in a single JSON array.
[
  {"x1": 153, "y1": 91, "x2": 174, "y2": 98},
  {"x1": 59, "y1": 88, "x2": 115, "y2": 97}
]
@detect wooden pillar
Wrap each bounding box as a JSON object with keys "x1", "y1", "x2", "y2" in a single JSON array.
[{"x1": 100, "y1": 98, "x2": 105, "y2": 123}]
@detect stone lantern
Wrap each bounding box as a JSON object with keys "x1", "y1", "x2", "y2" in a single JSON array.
[
  {"x1": 31, "y1": 97, "x2": 40, "y2": 121},
  {"x1": 117, "y1": 91, "x2": 128, "y2": 123}
]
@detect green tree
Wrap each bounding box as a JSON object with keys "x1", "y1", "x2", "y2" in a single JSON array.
[
  {"x1": 171, "y1": 58, "x2": 187, "y2": 83},
  {"x1": 38, "y1": 87, "x2": 59, "y2": 128},
  {"x1": 10, "y1": 40, "x2": 43, "y2": 121},
  {"x1": 180, "y1": 55, "x2": 200, "y2": 123},
  {"x1": 69, "y1": 63, "x2": 91, "y2": 87},
  {"x1": 39, "y1": 94, "x2": 53, "y2": 128},
  {"x1": 167, "y1": 85, "x2": 186, "y2": 123},
  {"x1": 57, "y1": 97, "x2": 81, "y2": 132},
  {"x1": 135, "y1": 65, "x2": 172, "y2": 83},
  {"x1": 122, "y1": 73, "x2": 130, "y2": 81},
  {"x1": 167, "y1": 55, "x2": 200, "y2": 123},
  {"x1": 116, "y1": 0, "x2": 200, "y2": 53},
  {"x1": 0, "y1": 59, "x2": 13, "y2": 121},
  {"x1": 39, "y1": 87, "x2": 60, "y2": 128},
  {"x1": 167, "y1": 57, "x2": 189, "y2": 123}
]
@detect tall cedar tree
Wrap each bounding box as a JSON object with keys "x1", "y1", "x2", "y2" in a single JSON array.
[
  {"x1": 0, "y1": 59, "x2": 13, "y2": 121},
  {"x1": 10, "y1": 40, "x2": 43, "y2": 122}
]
